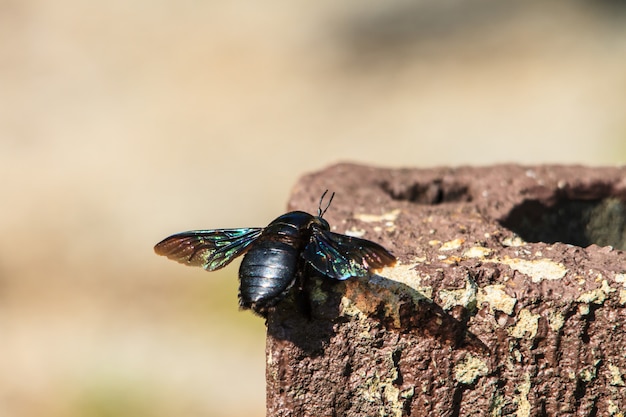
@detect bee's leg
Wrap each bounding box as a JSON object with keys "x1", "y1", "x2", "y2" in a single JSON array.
[{"x1": 294, "y1": 266, "x2": 313, "y2": 320}]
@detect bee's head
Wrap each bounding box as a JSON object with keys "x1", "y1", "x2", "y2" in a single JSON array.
[{"x1": 312, "y1": 215, "x2": 330, "y2": 231}]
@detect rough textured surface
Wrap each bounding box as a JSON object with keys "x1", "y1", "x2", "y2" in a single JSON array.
[{"x1": 266, "y1": 163, "x2": 626, "y2": 417}]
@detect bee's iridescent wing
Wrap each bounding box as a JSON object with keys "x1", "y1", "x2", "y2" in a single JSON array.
[
  {"x1": 154, "y1": 228, "x2": 263, "y2": 271},
  {"x1": 303, "y1": 228, "x2": 396, "y2": 280}
]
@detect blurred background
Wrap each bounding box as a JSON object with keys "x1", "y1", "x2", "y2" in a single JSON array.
[{"x1": 1, "y1": 0, "x2": 625, "y2": 416}]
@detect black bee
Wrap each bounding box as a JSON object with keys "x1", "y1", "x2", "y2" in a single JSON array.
[{"x1": 154, "y1": 191, "x2": 396, "y2": 316}]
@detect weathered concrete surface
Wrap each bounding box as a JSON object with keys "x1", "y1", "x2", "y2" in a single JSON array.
[{"x1": 266, "y1": 163, "x2": 626, "y2": 416}]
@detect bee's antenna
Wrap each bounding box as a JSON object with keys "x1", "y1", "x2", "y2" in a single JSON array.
[{"x1": 318, "y1": 190, "x2": 335, "y2": 218}]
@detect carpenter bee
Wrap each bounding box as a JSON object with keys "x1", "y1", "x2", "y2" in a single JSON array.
[{"x1": 154, "y1": 191, "x2": 396, "y2": 316}]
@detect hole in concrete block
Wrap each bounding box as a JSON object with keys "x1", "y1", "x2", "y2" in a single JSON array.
[
  {"x1": 500, "y1": 197, "x2": 626, "y2": 250},
  {"x1": 380, "y1": 179, "x2": 472, "y2": 204}
]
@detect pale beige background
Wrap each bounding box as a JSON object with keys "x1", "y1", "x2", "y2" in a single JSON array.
[{"x1": 1, "y1": 1, "x2": 625, "y2": 416}]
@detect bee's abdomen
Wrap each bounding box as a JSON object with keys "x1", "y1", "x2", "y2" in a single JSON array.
[{"x1": 238, "y1": 240, "x2": 299, "y2": 313}]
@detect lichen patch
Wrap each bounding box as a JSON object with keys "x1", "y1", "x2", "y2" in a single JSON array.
[
  {"x1": 577, "y1": 279, "x2": 615, "y2": 304},
  {"x1": 379, "y1": 263, "x2": 433, "y2": 300},
  {"x1": 579, "y1": 360, "x2": 600, "y2": 383},
  {"x1": 438, "y1": 276, "x2": 478, "y2": 311},
  {"x1": 344, "y1": 228, "x2": 366, "y2": 238},
  {"x1": 508, "y1": 309, "x2": 540, "y2": 339},
  {"x1": 356, "y1": 351, "x2": 410, "y2": 417},
  {"x1": 607, "y1": 399, "x2": 622, "y2": 416},
  {"x1": 439, "y1": 238, "x2": 465, "y2": 251},
  {"x1": 609, "y1": 364, "x2": 625, "y2": 387},
  {"x1": 454, "y1": 354, "x2": 489, "y2": 385},
  {"x1": 340, "y1": 295, "x2": 365, "y2": 318},
  {"x1": 547, "y1": 310, "x2": 565, "y2": 332},
  {"x1": 515, "y1": 373, "x2": 532, "y2": 417},
  {"x1": 463, "y1": 246, "x2": 492, "y2": 258},
  {"x1": 616, "y1": 274, "x2": 626, "y2": 305},
  {"x1": 478, "y1": 284, "x2": 517, "y2": 315},
  {"x1": 354, "y1": 209, "x2": 401, "y2": 223},
  {"x1": 501, "y1": 235, "x2": 526, "y2": 247},
  {"x1": 498, "y1": 257, "x2": 568, "y2": 283}
]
